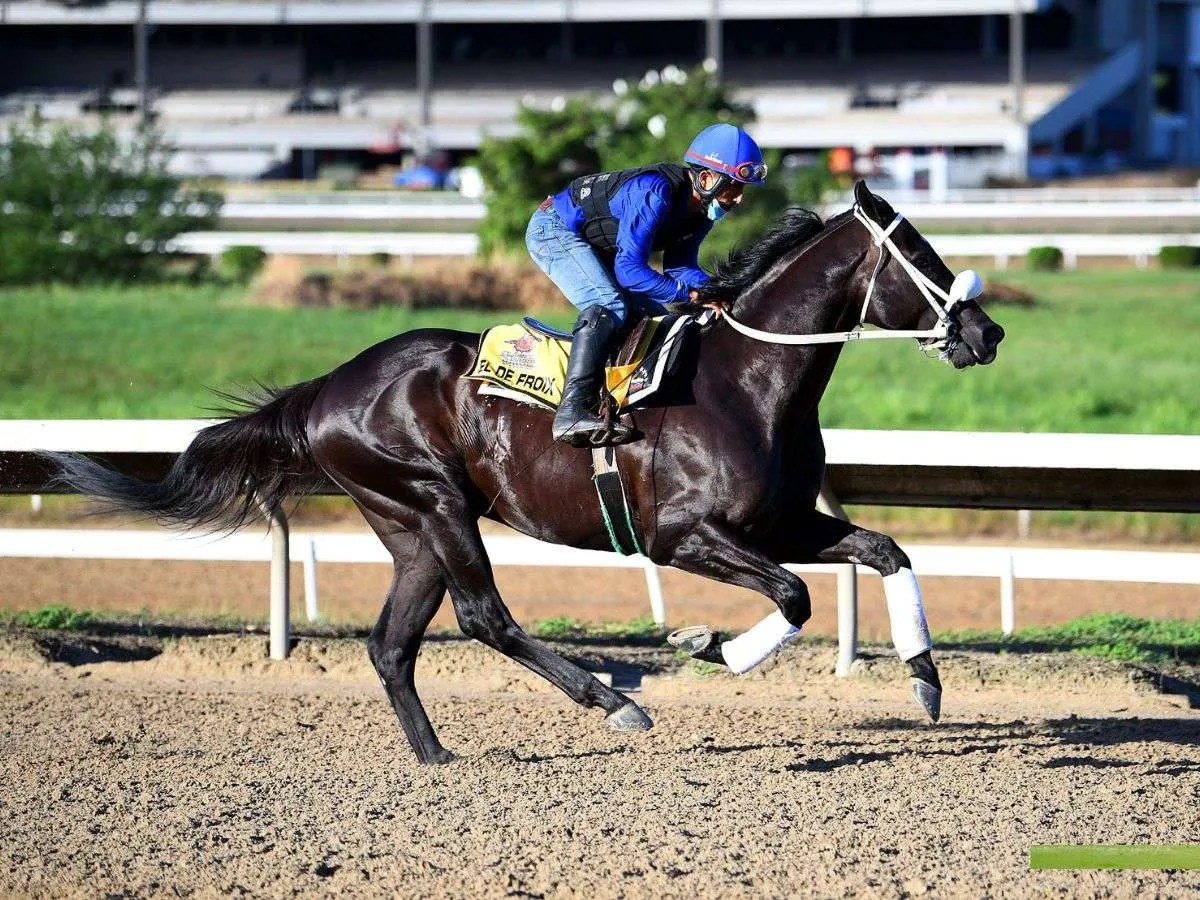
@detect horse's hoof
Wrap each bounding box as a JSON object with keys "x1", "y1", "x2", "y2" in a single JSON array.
[
  {"x1": 667, "y1": 626, "x2": 726, "y2": 666},
  {"x1": 606, "y1": 701, "x2": 653, "y2": 732},
  {"x1": 419, "y1": 747, "x2": 458, "y2": 765},
  {"x1": 911, "y1": 678, "x2": 942, "y2": 723},
  {"x1": 668, "y1": 625, "x2": 713, "y2": 654}
]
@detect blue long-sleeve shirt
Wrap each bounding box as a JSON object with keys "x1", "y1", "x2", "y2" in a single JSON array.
[{"x1": 552, "y1": 172, "x2": 712, "y2": 304}]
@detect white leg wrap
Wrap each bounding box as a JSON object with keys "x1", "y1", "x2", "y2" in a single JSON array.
[
  {"x1": 883, "y1": 567, "x2": 932, "y2": 662},
  {"x1": 720, "y1": 611, "x2": 801, "y2": 675}
]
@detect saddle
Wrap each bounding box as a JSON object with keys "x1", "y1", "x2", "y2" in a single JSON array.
[{"x1": 465, "y1": 312, "x2": 700, "y2": 412}]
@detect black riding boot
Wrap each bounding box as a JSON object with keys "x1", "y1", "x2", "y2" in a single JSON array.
[{"x1": 552, "y1": 306, "x2": 635, "y2": 447}]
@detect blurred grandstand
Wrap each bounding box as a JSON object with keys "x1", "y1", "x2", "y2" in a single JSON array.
[{"x1": 0, "y1": 1, "x2": 1196, "y2": 188}]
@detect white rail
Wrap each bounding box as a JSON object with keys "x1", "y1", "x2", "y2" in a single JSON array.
[
  {"x1": 11, "y1": 419, "x2": 1198, "y2": 467},
  {"x1": 7, "y1": 421, "x2": 1199, "y2": 670},
  {"x1": 221, "y1": 200, "x2": 486, "y2": 221},
  {"x1": 3, "y1": 527, "x2": 1198, "y2": 677},
  {"x1": 169, "y1": 230, "x2": 480, "y2": 258},
  {"x1": 166, "y1": 229, "x2": 1199, "y2": 268},
  {"x1": 928, "y1": 233, "x2": 1200, "y2": 270}
]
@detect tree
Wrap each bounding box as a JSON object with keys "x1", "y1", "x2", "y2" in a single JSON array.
[
  {"x1": 0, "y1": 118, "x2": 222, "y2": 285},
  {"x1": 477, "y1": 64, "x2": 762, "y2": 256},
  {"x1": 476, "y1": 65, "x2": 836, "y2": 266}
]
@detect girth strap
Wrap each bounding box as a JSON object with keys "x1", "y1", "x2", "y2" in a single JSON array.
[{"x1": 591, "y1": 446, "x2": 644, "y2": 556}]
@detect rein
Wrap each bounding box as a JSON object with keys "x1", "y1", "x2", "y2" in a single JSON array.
[{"x1": 720, "y1": 204, "x2": 983, "y2": 349}]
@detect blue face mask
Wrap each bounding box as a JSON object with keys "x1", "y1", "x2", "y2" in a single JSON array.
[{"x1": 706, "y1": 200, "x2": 728, "y2": 222}]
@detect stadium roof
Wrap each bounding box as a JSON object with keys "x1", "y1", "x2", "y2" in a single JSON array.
[{"x1": 5, "y1": 0, "x2": 1053, "y2": 26}]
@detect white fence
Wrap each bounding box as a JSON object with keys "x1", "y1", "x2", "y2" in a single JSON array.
[
  {"x1": 3, "y1": 527, "x2": 1199, "y2": 677},
  {"x1": 929, "y1": 233, "x2": 1200, "y2": 270},
  {"x1": 169, "y1": 229, "x2": 1197, "y2": 268},
  {"x1": 213, "y1": 188, "x2": 1200, "y2": 227},
  {"x1": 221, "y1": 199, "x2": 486, "y2": 221},
  {"x1": 170, "y1": 230, "x2": 479, "y2": 258},
  {"x1": 5, "y1": 420, "x2": 1199, "y2": 673}
]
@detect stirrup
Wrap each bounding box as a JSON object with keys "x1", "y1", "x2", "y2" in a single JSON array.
[{"x1": 586, "y1": 422, "x2": 637, "y2": 448}]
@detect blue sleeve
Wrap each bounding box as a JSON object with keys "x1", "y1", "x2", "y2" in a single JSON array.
[
  {"x1": 611, "y1": 178, "x2": 692, "y2": 304},
  {"x1": 663, "y1": 220, "x2": 713, "y2": 289}
]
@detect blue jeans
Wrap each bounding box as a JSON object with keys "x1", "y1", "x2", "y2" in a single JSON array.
[{"x1": 526, "y1": 206, "x2": 663, "y2": 326}]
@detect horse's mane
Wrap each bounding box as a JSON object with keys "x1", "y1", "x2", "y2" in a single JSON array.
[{"x1": 699, "y1": 206, "x2": 846, "y2": 300}]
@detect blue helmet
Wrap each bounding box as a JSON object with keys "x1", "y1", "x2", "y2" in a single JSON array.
[{"x1": 684, "y1": 124, "x2": 767, "y2": 186}]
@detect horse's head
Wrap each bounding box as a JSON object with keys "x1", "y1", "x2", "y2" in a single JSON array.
[{"x1": 851, "y1": 181, "x2": 1004, "y2": 368}]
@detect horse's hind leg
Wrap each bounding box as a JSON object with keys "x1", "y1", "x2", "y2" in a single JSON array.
[
  {"x1": 366, "y1": 529, "x2": 454, "y2": 764},
  {"x1": 428, "y1": 516, "x2": 652, "y2": 732},
  {"x1": 786, "y1": 510, "x2": 941, "y2": 721}
]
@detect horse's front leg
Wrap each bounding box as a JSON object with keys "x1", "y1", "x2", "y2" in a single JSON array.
[
  {"x1": 664, "y1": 520, "x2": 813, "y2": 674},
  {"x1": 778, "y1": 510, "x2": 941, "y2": 721}
]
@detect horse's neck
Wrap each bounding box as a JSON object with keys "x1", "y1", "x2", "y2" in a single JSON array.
[{"x1": 709, "y1": 234, "x2": 864, "y2": 429}]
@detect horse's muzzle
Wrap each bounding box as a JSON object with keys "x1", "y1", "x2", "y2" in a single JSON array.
[
  {"x1": 955, "y1": 307, "x2": 1004, "y2": 367},
  {"x1": 968, "y1": 322, "x2": 1005, "y2": 365}
]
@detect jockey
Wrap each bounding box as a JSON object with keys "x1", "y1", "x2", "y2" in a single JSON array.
[{"x1": 526, "y1": 123, "x2": 767, "y2": 447}]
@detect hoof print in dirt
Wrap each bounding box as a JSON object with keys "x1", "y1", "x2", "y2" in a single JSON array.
[
  {"x1": 606, "y1": 702, "x2": 653, "y2": 731},
  {"x1": 911, "y1": 679, "x2": 942, "y2": 723}
]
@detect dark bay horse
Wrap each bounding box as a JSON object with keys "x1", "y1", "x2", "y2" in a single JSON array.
[{"x1": 51, "y1": 181, "x2": 1004, "y2": 764}]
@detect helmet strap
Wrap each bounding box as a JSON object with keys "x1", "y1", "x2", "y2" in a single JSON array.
[{"x1": 689, "y1": 167, "x2": 730, "y2": 203}]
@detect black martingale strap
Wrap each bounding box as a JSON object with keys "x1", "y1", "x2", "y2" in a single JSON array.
[{"x1": 590, "y1": 446, "x2": 644, "y2": 556}]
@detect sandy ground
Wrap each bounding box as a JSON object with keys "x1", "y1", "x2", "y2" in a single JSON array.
[{"x1": 1, "y1": 631, "x2": 1198, "y2": 898}]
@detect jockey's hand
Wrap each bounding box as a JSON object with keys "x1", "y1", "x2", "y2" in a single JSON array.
[{"x1": 689, "y1": 290, "x2": 729, "y2": 316}]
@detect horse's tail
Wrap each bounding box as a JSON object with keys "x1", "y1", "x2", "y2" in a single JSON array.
[{"x1": 47, "y1": 376, "x2": 330, "y2": 532}]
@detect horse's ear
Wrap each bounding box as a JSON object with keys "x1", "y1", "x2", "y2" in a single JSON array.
[{"x1": 853, "y1": 180, "x2": 877, "y2": 217}]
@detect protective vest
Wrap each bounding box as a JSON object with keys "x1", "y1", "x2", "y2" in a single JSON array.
[{"x1": 567, "y1": 163, "x2": 701, "y2": 255}]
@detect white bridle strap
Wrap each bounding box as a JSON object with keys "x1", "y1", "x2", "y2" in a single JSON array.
[
  {"x1": 719, "y1": 312, "x2": 937, "y2": 345},
  {"x1": 853, "y1": 207, "x2": 955, "y2": 329},
  {"x1": 721, "y1": 204, "x2": 982, "y2": 348}
]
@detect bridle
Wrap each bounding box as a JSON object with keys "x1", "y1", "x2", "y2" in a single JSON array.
[{"x1": 719, "y1": 204, "x2": 984, "y2": 351}]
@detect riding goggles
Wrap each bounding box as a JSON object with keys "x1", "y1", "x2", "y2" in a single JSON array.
[
  {"x1": 733, "y1": 161, "x2": 768, "y2": 183},
  {"x1": 686, "y1": 151, "x2": 768, "y2": 184}
]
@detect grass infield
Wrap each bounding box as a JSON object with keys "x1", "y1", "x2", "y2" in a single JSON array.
[
  {"x1": 2, "y1": 269, "x2": 1197, "y2": 432},
  {"x1": 1030, "y1": 845, "x2": 1200, "y2": 870}
]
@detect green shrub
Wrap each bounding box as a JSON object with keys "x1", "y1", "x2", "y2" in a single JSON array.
[
  {"x1": 220, "y1": 245, "x2": 267, "y2": 283},
  {"x1": 1159, "y1": 245, "x2": 1200, "y2": 269},
  {"x1": 530, "y1": 617, "x2": 586, "y2": 638},
  {"x1": 14, "y1": 604, "x2": 93, "y2": 630},
  {"x1": 1027, "y1": 246, "x2": 1063, "y2": 272},
  {"x1": 0, "y1": 117, "x2": 221, "y2": 285},
  {"x1": 369, "y1": 251, "x2": 392, "y2": 268}
]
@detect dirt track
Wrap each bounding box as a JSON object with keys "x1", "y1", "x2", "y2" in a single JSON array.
[{"x1": 2, "y1": 632, "x2": 1199, "y2": 898}]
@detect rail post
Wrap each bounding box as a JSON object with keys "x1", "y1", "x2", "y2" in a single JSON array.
[
  {"x1": 642, "y1": 559, "x2": 666, "y2": 626},
  {"x1": 835, "y1": 564, "x2": 858, "y2": 677},
  {"x1": 302, "y1": 536, "x2": 319, "y2": 623},
  {"x1": 256, "y1": 499, "x2": 291, "y2": 661},
  {"x1": 1001, "y1": 550, "x2": 1016, "y2": 636}
]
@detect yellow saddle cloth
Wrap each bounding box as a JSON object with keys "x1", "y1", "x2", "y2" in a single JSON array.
[{"x1": 465, "y1": 316, "x2": 685, "y2": 411}]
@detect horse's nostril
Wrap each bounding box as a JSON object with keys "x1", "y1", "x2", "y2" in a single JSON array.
[{"x1": 983, "y1": 324, "x2": 1005, "y2": 348}]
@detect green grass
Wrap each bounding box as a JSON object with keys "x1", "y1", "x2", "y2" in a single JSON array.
[
  {"x1": 529, "y1": 616, "x2": 663, "y2": 640},
  {"x1": 0, "y1": 283, "x2": 572, "y2": 418},
  {"x1": 6, "y1": 603, "x2": 94, "y2": 630},
  {"x1": 937, "y1": 613, "x2": 1200, "y2": 665},
  {"x1": 2, "y1": 270, "x2": 1196, "y2": 431},
  {"x1": 821, "y1": 269, "x2": 1200, "y2": 434}
]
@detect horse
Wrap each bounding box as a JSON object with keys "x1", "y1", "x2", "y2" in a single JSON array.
[{"x1": 50, "y1": 181, "x2": 1004, "y2": 765}]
